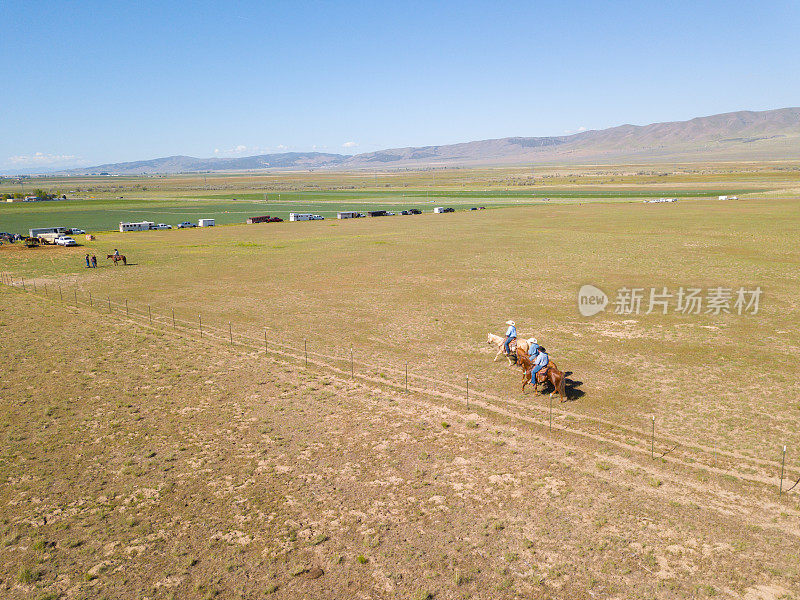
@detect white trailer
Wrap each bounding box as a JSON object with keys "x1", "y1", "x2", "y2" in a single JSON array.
[
  {"x1": 433, "y1": 207, "x2": 445, "y2": 213},
  {"x1": 289, "y1": 213, "x2": 324, "y2": 221},
  {"x1": 719, "y1": 195, "x2": 728, "y2": 201},
  {"x1": 119, "y1": 221, "x2": 154, "y2": 232},
  {"x1": 337, "y1": 211, "x2": 360, "y2": 219},
  {"x1": 198, "y1": 218, "x2": 215, "y2": 227},
  {"x1": 29, "y1": 226, "x2": 67, "y2": 237}
]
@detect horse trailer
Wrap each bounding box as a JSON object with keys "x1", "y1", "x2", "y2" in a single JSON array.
[
  {"x1": 119, "y1": 221, "x2": 154, "y2": 232},
  {"x1": 198, "y1": 219, "x2": 215, "y2": 227},
  {"x1": 289, "y1": 213, "x2": 324, "y2": 221},
  {"x1": 29, "y1": 226, "x2": 68, "y2": 237},
  {"x1": 337, "y1": 211, "x2": 362, "y2": 219}
]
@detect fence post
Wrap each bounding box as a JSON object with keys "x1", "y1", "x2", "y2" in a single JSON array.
[
  {"x1": 148, "y1": 305, "x2": 152, "y2": 324},
  {"x1": 466, "y1": 375, "x2": 469, "y2": 407},
  {"x1": 405, "y1": 362, "x2": 408, "y2": 391},
  {"x1": 75, "y1": 289, "x2": 78, "y2": 306},
  {"x1": 125, "y1": 299, "x2": 129, "y2": 317},
  {"x1": 108, "y1": 297, "x2": 111, "y2": 313},
  {"x1": 44, "y1": 283, "x2": 48, "y2": 297},
  {"x1": 350, "y1": 345, "x2": 354, "y2": 379},
  {"x1": 304, "y1": 340, "x2": 308, "y2": 367},
  {"x1": 199, "y1": 314, "x2": 202, "y2": 338},
  {"x1": 89, "y1": 291, "x2": 92, "y2": 307},
  {"x1": 59, "y1": 286, "x2": 63, "y2": 302},
  {"x1": 651, "y1": 416, "x2": 655, "y2": 460},
  {"x1": 32, "y1": 280, "x2": 36, "y2": 293},
  {"x1": 780, "y1": 445, "x2": 786, "y2": 496},
  {"x1": 21, "y1": 277, "x2": 25, "y2": 291},
  {"x1": 229, "y1": 322, "x2": 232, "y2": 345},
  {"x1": 172, "y1": 308, "x2": 176, "y2": 330},
  {"x1": 549, "y1": 395, "x2": 553, "y2": 433}
]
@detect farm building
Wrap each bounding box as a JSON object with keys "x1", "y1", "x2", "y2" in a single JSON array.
[
  {"x1": 289, "y1": 213, "x2": 324, "y2": 221},
  {"x1": 337, "y1": 211, "x2": 363, "y2": 219},
  {"x1": 198, "y1": 219, "x2": 215, "y2": 227},
  {"x1": 119, "y1": 221, "x2": 154, "y2": 232}
]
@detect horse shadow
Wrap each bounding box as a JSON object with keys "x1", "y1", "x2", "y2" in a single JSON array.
[{"x1": 531, "y1": 371, "x2": 585, "y2": 402}]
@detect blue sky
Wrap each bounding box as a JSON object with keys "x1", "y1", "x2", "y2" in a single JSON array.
[{"x1": 1, "y1": 0, "x2": 798, "y2": 171}]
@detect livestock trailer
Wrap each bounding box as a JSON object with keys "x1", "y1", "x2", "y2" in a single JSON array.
[
  {"x1": 337, "y1": 211, "x2": 362, "y2": 219},
  {"x1": 29, "y1": 226, "x2": 68, "y2": 237},
  {"x1": 198, "y1": 219, "x2": 215, "y2": 227},
  {"x1": 289, "y1": 213, "x2": 324, "y2": 221},
  {"x1": 119, "y1": 221, "x2": 154, "y2": 232},
  {"x1": 433, "y1": 207, "x2": 445, "y2": 213}
]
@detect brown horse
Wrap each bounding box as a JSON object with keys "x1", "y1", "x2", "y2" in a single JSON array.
[
  {"x1": 106, "y1": 254, "x2": 127, "y2": 266},
  {"x1": 517, "y1": 351, "x2": 567, "y2": 402}
]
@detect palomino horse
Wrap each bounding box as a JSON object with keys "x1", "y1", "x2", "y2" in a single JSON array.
[
  {"x1": 517, "y1": 351, "x2": 567, "y2": 402},
  {"x1": 106, "y1": 254, "x2": 127, "y2": 266},
  {"x1": 487, "y1": 333, "x2": 530, "y2": 365}
]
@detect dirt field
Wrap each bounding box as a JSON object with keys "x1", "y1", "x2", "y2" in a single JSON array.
[{"x1": 2, "y1": 287, "x2": 799, "y2": 600}]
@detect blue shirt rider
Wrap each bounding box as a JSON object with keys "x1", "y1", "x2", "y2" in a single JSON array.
[
  {"x1": 503, "y1": 320, "x2": 517, "y2": 355},
  {"x1": 531, "y1": 347, "x2": 549, "y2": 380},
  {"x1": 527, "y1": 338, "x2": 539, "y2": 360},
  {"x1": 113, "y1": 248, "x2": 120, "y2": 257}
]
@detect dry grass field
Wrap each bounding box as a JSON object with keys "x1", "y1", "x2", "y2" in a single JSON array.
[
  {"x1": 2, "y1": 172, "x2": 800, "y2": 599},
  {"x1": 2, "y1": 287, "x2": 800, "y2": 600}
]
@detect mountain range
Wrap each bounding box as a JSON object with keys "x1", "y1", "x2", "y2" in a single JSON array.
[{"x1": 56, "y1": 107, "x2": 800, "y2": 175}]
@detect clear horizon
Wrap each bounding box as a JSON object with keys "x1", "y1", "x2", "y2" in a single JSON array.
[{"x1": 2, "y1": 0, "x2": 798, "y2": 172}]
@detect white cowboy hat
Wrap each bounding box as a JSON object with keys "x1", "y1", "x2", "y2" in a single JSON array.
[
  {"x1": 528, "y1": 338, "x2": 538, "y2": 345},
  {"x1": 505, "y1": 320, "x2": 515, "y2": 326}
]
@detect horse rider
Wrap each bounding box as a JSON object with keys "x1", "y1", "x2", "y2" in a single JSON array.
[
  {"x1": 530, "y1": 346, "x2": 549, "y2": 380},
  {"x1": 113, "y1": 248, "x2": 120, "y2": 258},
  {"x1": 527, "y1": 338, "x2": 540, "y2": 360},
  {"x1": 503, "y1": 320, "x2": 517, "y2": 355}
]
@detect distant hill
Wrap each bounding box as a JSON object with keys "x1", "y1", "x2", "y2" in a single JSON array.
[{"x1": 57, "y1": 107, "x2": 800, "y2": 175}]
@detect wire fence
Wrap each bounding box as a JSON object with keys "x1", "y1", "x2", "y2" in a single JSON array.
[{"x1": 1, "y1": 270, "x2": 798, "y2": 497}]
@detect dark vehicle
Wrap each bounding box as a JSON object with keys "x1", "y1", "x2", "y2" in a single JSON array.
[
  {"x1": 442, "y1": 207, "x2": 455, "y2": 213},
  {"x1": 367, "y1": 210, "x2": 388, "y2": 217},
  {"x1": 408, "y1": 208, "x2": 422, "y2": 214}
]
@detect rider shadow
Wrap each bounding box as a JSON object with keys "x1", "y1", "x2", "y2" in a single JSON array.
[
  {"x1": 563, "y1": 372, "x2": 585, "y2": 402},
  {"x1": 535, "y1": 371, "x2": 584, "y2": 402}
]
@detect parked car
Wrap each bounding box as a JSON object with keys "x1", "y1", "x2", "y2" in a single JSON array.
[
  {"x1": 55, "y1": 236, "x2": 77, "y2": 246},
  {"x1": 408, "y1": 209, "x2": 422, "y2": 215},
  {"x1": 177, "y1": 222, "x2": 196, "y2": 228},
  {"x1": 442, "y1": 207, "x2": 455, "y2": 213},
  {"x1": 155, "y1": 223, "x2": 172, "y2": 229},
  {"x1": 71, "y1": 228, "x2": 86, "y2": 234}
]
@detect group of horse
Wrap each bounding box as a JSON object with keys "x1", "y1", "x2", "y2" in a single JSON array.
[{"x1": 487, "y1": 333, "x2": 568, "y2": 402}]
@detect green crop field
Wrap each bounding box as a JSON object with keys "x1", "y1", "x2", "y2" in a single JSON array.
[{"x1": 3, "y1": 161, "x2": 795, "y2": 234}]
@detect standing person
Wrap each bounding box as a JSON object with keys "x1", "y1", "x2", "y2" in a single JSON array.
[
  {"x1": 85, "y1": 254, "x2": 91, "y2": 268},
  {"x1": 91, "y1": 255, "x2": 97, "y2": 268},
  {"x1": 503, "y1": 320, "x2": 517, "y2": 356}
]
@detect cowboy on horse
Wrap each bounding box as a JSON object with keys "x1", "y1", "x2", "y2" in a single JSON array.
[
  {"x1": 530, "y1": 345, "x2": 549, "y2": 380},
  {"x1": 527, "y1": 337, "x2": 540, "y2": 360},
  {"x1": 503, "y1": 320, "x2": 517, "y2": 356}
]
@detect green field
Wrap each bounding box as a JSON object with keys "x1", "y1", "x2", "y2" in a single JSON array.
[
  {"x1": 3, "y1": 162, "x2": 796, "y2": 233},
  {"x1": 0, "y1": 189, "x2": 758, "y2": 235}
]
